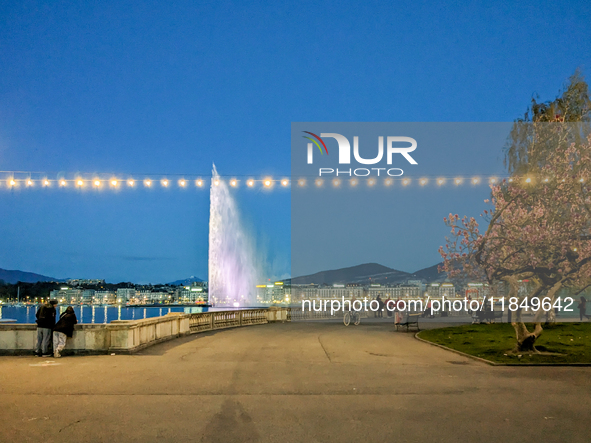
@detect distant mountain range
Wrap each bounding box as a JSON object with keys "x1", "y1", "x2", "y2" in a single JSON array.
[
  {"x1": 0, "y1": 267, "x2": 205, "y2": 286},
  {"x1": 0, "y1": 268, "x2": 63, "y2": 284},
  {"x1": 289, "y1": 262, "x2": 446, "y2": 285},
  {"x1": 1, "y1": 263, "x2": 444, "y2": 287},
  {"x1": 167, "y1": 276, "x2": 204, "y2": 286}
]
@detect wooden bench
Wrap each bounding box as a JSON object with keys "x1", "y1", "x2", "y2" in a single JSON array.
[
  {"x1": 395, "y1": 313, "x2": 421, "y2": 331},
  {"x1": 472, "y1": 309, "x2": 503, "y2": 324}
]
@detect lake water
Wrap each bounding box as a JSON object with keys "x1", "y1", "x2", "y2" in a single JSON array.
[{"x1": 0, "y1": 305, "x2": 253, "y2": 324}]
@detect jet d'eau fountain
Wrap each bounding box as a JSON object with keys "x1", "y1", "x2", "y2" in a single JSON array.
[{"x1": 208, "y1": 165, "x2": 264, "y2": 306}]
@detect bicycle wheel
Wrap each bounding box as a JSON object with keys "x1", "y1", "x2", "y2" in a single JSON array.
[
  {"x1": 353, "y1": 312, "x2": 361, "y2": 325},
  {"x1": 343, "y1": 312, "x2": 351, "y2": 326}
]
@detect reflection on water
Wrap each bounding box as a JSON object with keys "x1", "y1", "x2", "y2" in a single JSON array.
[{"x1": 0, "y1": 305, "x2": 242, "y2": 324}]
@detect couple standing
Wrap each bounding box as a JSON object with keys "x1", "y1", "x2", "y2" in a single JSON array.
[{"x1": 35, "y1": 300, "x2": 78, "y2": 358}]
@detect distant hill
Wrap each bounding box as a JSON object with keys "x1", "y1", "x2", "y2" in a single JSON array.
[
  {"x1": 167, "y1": 276, "x2": 204, "y2": 286},
  {"x1": 290, "y1": 263, "x2": 410, "y2": 285},
  {"x1": 407, "y1": 263, "x2": 447, "y2": 282},
  {"x1": 290, "y1": 262, "x2": 447, "y2": 285},
  {"x1": 0, "y1": 268, "x2": 62, "y2": 284}
]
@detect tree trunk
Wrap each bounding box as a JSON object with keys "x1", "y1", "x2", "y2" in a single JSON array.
[
  {"x1": 504, "y1": 275, "x2": 544, "y2": 352},
  {"x1": 512, "y1": 319, "x2": 543, "y2": 352},
  {"x1": 542, "y1": 282, "x2": 562, "y2": 324}
]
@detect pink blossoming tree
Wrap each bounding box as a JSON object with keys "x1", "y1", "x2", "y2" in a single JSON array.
[{"x1": 440, "y1": 129, "x2": 591, "y2": 352}]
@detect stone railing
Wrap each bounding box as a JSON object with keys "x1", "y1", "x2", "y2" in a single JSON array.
[
  {"x1": 108, "y1": 313, "x2": 191, "y2": 353},
  {"x1": 0, "y1": 323, "x2": 111, "y2": 355},
  {"x1": 0, "y1": 307, "x2": 290, "y2": 355},
  {"x1": 188, "y1": 309, "x2": 266, "y2": 332}
]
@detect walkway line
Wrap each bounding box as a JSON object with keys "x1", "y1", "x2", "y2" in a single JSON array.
[{"x1": 317, "y1": 335, "x2": 332, "y2": 362}]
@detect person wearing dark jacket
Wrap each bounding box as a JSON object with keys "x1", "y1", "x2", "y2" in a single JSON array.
[
  {"x1": 578, "y1": 296, "x2": 591, "y2": 321},
  {"x1": 53, "y1": 306, "x2": 78, "y2": 358},
  {"x1": 35, "y1": 300, "x2": 58, "y2": 357}
]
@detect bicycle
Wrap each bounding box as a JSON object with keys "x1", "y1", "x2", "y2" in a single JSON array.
[{"x1": 343, "y1": 310, "x2": 361, "y2": 326}]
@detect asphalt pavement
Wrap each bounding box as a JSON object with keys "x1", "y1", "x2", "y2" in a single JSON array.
[{"x1": 1, "y1": 321, "x2": 590, "y2": 442}]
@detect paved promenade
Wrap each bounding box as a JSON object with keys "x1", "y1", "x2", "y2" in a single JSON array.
[{"x1": 1, "y1": 321, "x2": 590, "y2": 442}]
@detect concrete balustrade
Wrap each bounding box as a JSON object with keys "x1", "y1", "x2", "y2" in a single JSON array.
[
  {"x1": 107, "y1": 312, "x2": 191, "y2": 353},
  {"x1": 0, "y1": 308, "x2": 290, "y2": 355},
  {"x1": 0, "y1": 323, "x2": 109, "y2": 355}
]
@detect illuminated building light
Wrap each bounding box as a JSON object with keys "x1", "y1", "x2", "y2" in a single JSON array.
[
  {"x1": 247, "y1": 179, "x2": 254, "y2": 187},
  {"x1": 472, "y1": 177, "x2": 480, "y2": 185},
  {"x1": 162, "y1": 179, "x2": 169, "y2": 187},
  {"x1": 420, "y1": 178, "x2": 428, "y2": 186},
  {"x1": 179, "y1": 179, "x2": 186, "y2": 187},
  {"x1": 489, "y1": 178, "x2": 497, "y2": 184},
  {"x1": 59, "y1": 180, "x2": 67, "y2": 187},
  {"x1": 437, "y1": 178, "x2": 445, "y2": 186},
  {"x1": 580, "y1": 178, "x2": 585, "y2": 183},
  {"x1": 525, "y1": 177, "x2": 531, "y2": 183},
  {"x1": 110, "y1": 179, "x2": 118, "y2": 187},
  {"x1": 455, "y1": 178, "x2": 463, "y2": 185},
  {"x1": 508, "y1": 178, "x2": 514, "y2": 183},
  {"x1": 298, "y1": 178, "x2": 306, "y2": 186},
  {"x1": 543, "y1": 178, "x2": 549, "y2": 183},
  {"x1": 213, "y1": 179, "x2": 220, "y2": 186},
  {"x1": 76, "y1": 179, "x2": 84, "y2": 187},
  {"x1": 264, "y1": 179, "x2": 272, "y2": 187},
  {"x1": 315, "y1": 178, "x2": 323, "y2": 187},
  {"x1": 384, "y1": 178, "x2": 393, "y2": 186},
  {"x1": 402, "y1": 178, "x2": 410, "y2": 186},
  {"x1": 26, "y1": 179, "x2": 33, "y2": 186},
  {"x1": 281, "y1": 179, "x2": 289, "y2": 186},
  {"x1": 230, "y1": 179, "x2": 237, "y2": 187},
  {"x1": 144, "y1": 179, "x2": 152, "y2": 187},
  {"x1": 94, "y1": 180, "x2": 101, "y2": 187},
  {"x1": 367, "y1": 179, "x2": 376, "y2": 186},
  {"x1": 128, "y1": 180, "x2": 135, "y2": 186},
  {"x1": 43, "y1": 179, "x2": 50, "y2": 186},
  {"x1": 196, "y1": 179, "x2": 203, "y2": 187},
  {"x1": 9, "y1": 179, "x2": 16, "y2": 187},
  {"x1": 332, "y1": 178, "x2": 341, "y2": 187}
]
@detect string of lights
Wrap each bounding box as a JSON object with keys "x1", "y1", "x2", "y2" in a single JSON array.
[
  {"x1": 0, "y1": 174, "x2": 290, "y2": 190},
  {"x1": 0, "y1": 173, "x2": 579, "y2": 190}
]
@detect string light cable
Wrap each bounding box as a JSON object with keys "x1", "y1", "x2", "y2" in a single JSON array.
[{"x1": 0, "y1": 172, "x2": 577, "y2": 190}]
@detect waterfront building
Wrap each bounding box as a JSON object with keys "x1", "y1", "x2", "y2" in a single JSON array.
[
  {"x1": 391, "y1": 285, "x2": 423, "y2": 299},
  {"x1": 176, "y1": 282, "x2": 209, "y2": 304},
  {"x1": 136, "y1": 291, "x2": 151, "y2": 303},
  {"x1": 427, "y1": 283, "x2": 441, "y2": 299},
  {"x1": 136, "y1": 291, "x2": 173, "y2": 304},
  {"x1": 50, "y1": 288, "x2": 83, "y2": 304},
  {"x1": 367, "y1": 284, "x2": 388, "y2": 300},
  {"x1": 255, "y1": 282, "x2": 291, "y2": 304},
  {"x1": 116, "y1": 288, "x2": 136, "y2": 303},
  {"x1": 439, "y1": 283, "x2": 456, "y2": 298},
  {"x1": 465, "y1": 283, "x2": 488, "y2": 299},
  {"x1": 81, "y1": 289, "x2": 95, "y2": 303},
  {"x1": 95, "y1": 291, "x2": 116, "y2": 304},
  {"x1": 407, "y1": 279, "x2": 426, "y2": 293}
]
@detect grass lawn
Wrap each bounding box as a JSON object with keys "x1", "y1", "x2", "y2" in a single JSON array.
[{"x1": 418, "y1": 322, "x2": 591, "y2": 364}]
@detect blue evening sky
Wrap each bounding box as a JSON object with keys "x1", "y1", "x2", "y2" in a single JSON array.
[{"x1": 0, "y1": 0, "x2": 590, "y2": 283}]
